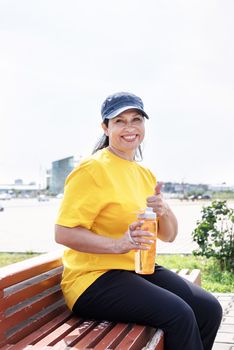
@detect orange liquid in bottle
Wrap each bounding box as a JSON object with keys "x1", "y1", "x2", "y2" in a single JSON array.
[{"x1": 135, "y1": 209, "x2": 157, "y2": 274}]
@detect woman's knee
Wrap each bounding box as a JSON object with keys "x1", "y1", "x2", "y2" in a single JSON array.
[
  {"x1": 163, "y1": 302, "x2": 203, "y2": 349},
  {"x1": 207, "y1": 295, "x2": 223, "y2": 326},
  {"x1": 167, "y1": 299, "x2": 198, "y2": 331},
  {"x1": 192, "y1": 291, "x2": 223, "y2": 334},
  {"x1": 180, "y1": 302, "x2": 197, "y2": 324}
]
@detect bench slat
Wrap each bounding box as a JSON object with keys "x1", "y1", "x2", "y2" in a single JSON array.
[
  {"x1": 1, "y1": 290, "x2": 63, "y2": 333},
  {"x1": 0, "y1": 271, "x2": 62, "y2": 312},
  {"x1": 178, "y1": 269, "x2": 189, "y2": 276},
  {"x1": 57, "y1": 320, "x2": 98, "y2": 349},
  {"x1": 0, "y1": 252, "x2": 62, "y2": 289},
  {"x1": 31, "y1": 317, "x2": 84, "y2": 348},
  {"x1": 3, "y1": 308, "x2": 71, "y2": 349},
  {"x1": 51, "y1": 320, "x2": 112, "y2": 349},
  {"x1": 187, "y1": 269, "x2": 201, "y2": 286},
  {"x1": 115, "y1": 324, "x2": 154, "y2": 350},
  {"x1": 143, "y1": 329, "x2": 164, "y2": 350},
  {"x1": 93, "y1": 323, "x2": 130, "y2": 350},
  {"x1": 176, "y1": 269, "x2": 201, "y2": 286},
  {"x1": 66, "y1": 321, "x2": 112, "y2": 349}
]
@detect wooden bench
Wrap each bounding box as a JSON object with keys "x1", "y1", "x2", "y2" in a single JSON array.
[{"x1": 0, "y1": 251, "x2": 201, "y2": 350}]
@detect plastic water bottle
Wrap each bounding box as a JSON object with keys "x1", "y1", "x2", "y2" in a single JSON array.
[{"x1": 135, "y1": 207, "x2": 157, "y2": 274}]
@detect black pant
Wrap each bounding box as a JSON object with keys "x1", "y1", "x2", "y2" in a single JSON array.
[{"x1": 73, "y1": 265, "x2": 222, "y2": 350}]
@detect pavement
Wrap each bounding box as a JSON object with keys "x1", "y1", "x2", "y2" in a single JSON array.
[
  {"x1": 0, "y1": 198, "x2": 214, "y2": 253},
  {"x1": 1, "y1": 198, "x2": 233, "y2": 254},
  {"x1": 213, "y1": 293, "x2": 234, "y2": 349}
]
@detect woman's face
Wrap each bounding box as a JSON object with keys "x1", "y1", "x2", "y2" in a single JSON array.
[{"x1": 102, "y1": 109, "x2": 145, "y2": 158}]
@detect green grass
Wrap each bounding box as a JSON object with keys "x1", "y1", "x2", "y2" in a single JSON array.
[
  {"x1": 0, "y1": 253, "x2": 233, "y2": 293},
  {"x1": 157, "y1": 254, "x2": 234, "y2": 293},
  {"x1": 0, "y1": 252, "x2": 40, "y2": 267},
  {"x1": 211, "y1": 192, "x2": 234, "y2": 200}
]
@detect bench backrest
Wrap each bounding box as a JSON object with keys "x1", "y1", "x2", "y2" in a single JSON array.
[{"x1": 0, "y1": 251, "x2": 65, "y2": 347}]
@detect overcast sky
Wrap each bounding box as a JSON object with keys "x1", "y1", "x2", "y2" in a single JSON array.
[{"x1": 1, "y1": 0, "x2": 234, "y2": 186}]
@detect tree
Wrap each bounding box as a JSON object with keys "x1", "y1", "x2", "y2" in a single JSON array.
[{"x1": 192, "y1": 200, "x2": 234, "y2": 272}]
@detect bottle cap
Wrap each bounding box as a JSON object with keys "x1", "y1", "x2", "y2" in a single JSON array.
[{"x1": 138, "y1": 207, "x2": 157, "y2": 220}]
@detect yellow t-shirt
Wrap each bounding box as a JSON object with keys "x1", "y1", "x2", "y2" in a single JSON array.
[{"x1": 56, "y1": 148, "x2": 156, "y2": 310}]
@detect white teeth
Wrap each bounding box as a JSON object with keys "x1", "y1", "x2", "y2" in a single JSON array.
[{"x1": 122, "y1": 135, "x2": 137, "y2": 141}]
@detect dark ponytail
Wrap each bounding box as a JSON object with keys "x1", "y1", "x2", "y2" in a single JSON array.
[{"x1": 92, "y1": 119, "x2": 109, "y2": 154}]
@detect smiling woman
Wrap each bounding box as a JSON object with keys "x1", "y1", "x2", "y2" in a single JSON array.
[
  {"x1": 93, "y1": 92, "x2": 149, "y2": 161},
  {"x1": 101, "y1": 110, "x2": 145, "y2": 160},
  {"x1": 54, "y1": 91, "x2": 222, "y2": 350}
]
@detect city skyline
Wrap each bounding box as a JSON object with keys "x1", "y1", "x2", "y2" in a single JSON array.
[
  {"x1": 0, "y1": 152, "x2": 233, "y2": 188},
  {"x1": 1, "y1": 1, "x2": 234, "y2": 186}
]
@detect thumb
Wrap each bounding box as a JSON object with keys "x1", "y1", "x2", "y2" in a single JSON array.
[{"x1": 155, "y1": 181, "x2": 163, "y2": 195}]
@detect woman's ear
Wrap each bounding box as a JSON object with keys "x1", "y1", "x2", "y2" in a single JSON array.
[{"x1": 101, "y1": 122, "x2": 109, "y2": 136}]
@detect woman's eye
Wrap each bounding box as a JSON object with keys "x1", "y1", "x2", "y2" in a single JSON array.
[
  {"x1": 133, "y1": 117, "x2": 143, "y2": 123},
  {"x1": 115, "y1": 119, "x2": 124, "y2": 123}
]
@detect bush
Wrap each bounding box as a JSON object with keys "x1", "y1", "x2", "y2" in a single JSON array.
[{"x1": 192, "y1": 200, "x2": 234, "y2": 272}]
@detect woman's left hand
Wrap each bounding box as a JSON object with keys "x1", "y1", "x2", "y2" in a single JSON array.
[
  {"x1": 146, "y1": 182, "x2": 169, "y2": 217},
  {"x1": 146, "y1": 182, "x2": 178, "y2": 242}
]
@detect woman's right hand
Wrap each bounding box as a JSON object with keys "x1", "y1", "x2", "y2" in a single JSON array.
[
  {"x1": 114, "y1": 221, "x2": 155, "y2": 254},
  {"x1": 55, "y1": 222, "x2": 155, "y2": 255}
]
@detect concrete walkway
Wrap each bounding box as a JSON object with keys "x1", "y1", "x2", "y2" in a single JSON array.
[
  {"x1": 0, "y1": 198, "x2": 214, "y2": 253},
  {"x1": 213, "y1": 293, "x2": 234, "y2": 349}
]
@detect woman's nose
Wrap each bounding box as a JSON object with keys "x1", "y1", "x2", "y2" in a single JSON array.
[{"x1": 124, "y1": 124, "x2": 135, "y2": 131}]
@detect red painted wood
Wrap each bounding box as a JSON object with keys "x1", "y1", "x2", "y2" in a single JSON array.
[
  {"x1": 115, "y1": 325, "x2": 154, "y2": 350},
  {"x1": 1, "y1": 290, "x2": 63, "y2": 333},
  {"x1": 0, "y1": 249, "x2": 200, "y2": 350},
  {"x1": 31, "y1": 316, "x2": 82, "y2": 347},
  {"x1": 156, "y1": 335, "x2": 164, "y2": 350},
  {"x1": 4, "y1": 308, "x2": 71, "y2": 349},
  {"x1": 51, "y1": 320, "x2": 106, "y2": 349},
  {"x1": 0, "y1": 251, "x2": 62, "y2": 289},
  {"x1": 65, "y1": 320, "x2": 112, "y2": 349},
  {"x1": 145, "y1": 330, "x2": 164, "y2": 350},
  {"x1": 0, "y1": 345, "x2": 13, "y2": 350},
  {"x1": 0, "y1": 271, "x2": 62, "y2": 312},
  {"x1": 93, "y1": 323, "x2": 130, "y2": 350}
]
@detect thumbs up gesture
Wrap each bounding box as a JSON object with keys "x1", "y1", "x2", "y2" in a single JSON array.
[
  {"x1": 146, "y1": 181, "x2": 169, "y2": 217},
  {"x1": 155, "y1": 181, "x2": 163, "y2": 195}
]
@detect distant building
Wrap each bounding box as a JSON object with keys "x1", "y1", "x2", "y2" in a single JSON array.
[
  {"x1": 50, "y1": 156, "x2": 75, "y2": 194},
  {"x1": 163, "y1": 182, "x2": 209, "y2": 195},
  {"x1": 208, "y1": 184, "x2": 234, "y2": 192},
  {"x1": 0, "y1": 183, "x2": 39, "y2": 197},
  {"x1": 14, "y1": 179, "x2": 23, "y2": 185}
]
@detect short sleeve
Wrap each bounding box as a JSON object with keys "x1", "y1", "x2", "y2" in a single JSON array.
[
  {"x1": 55, "y1": 163, "x2": 105, "y2": 229},
  {"x1": 148, "y1": 168, "x2": 157, "y2": 187}
]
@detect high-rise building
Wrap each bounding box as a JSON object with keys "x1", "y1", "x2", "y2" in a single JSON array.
[{"x1": 50, "y1": 156, "x2": 74, "y2": 194}]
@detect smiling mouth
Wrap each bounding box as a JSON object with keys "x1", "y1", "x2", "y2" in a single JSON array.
[{"x1": 121, "y1": 135, "x2": 138, "y2": 142}]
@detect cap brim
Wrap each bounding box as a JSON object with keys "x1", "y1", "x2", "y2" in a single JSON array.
[{"x1": 104, "y1": 106, "x2": 149, "y2": 120}]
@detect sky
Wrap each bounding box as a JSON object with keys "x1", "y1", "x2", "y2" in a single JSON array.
[{"x1": 1, "y1": 0, "x2": 234, "y2": 186}]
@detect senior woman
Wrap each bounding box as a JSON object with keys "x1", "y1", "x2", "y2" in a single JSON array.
[{"x1": 55, "y1": 92, "x2": 222, "y2": 350}]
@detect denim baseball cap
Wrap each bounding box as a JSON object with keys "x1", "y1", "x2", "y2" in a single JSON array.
[{"x1": 101, "y1": 92, "x2": 149, "y2": 121}]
